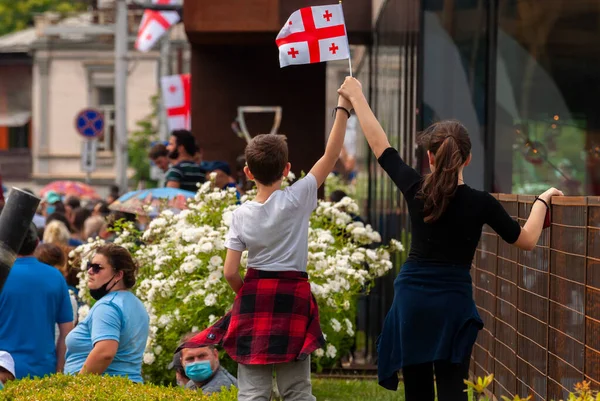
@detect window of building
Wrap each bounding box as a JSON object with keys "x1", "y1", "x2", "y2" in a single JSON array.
[
  {"x1": 8, "y1": 122, "x2": 30, "y2": 149},
  {"x1": 422, "y1": 0, "x2": 490, "y2": 191},
  {"x1": 94, "y1": 86, "x2": 115, "y2": 152},
  {"x1": 494, "y1": 0, "x2": 600, "y2": 196}
]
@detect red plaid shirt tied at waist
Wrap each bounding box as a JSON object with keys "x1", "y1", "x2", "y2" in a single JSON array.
[{"x1": 177, "y1": 269, "x2": 326, "y2": 365}]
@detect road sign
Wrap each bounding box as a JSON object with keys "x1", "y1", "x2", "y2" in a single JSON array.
[
  {"x1": 81, "y1": 139, "x2": 98, "y2": 174},
  {"x1": 75, "y1": 108, "x2": 104, "y2": 139}
]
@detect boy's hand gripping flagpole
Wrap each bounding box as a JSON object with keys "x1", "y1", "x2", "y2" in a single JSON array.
[{"x1": 339, "y1": 1, "x2": 353, "y2": 77}]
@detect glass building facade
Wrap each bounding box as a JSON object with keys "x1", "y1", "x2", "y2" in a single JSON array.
[
  {"x1": 361, "y1": 0, "x2": 600, "y2": 203},
  {"x1": 356, "y1": 0, "x2": 600, "y2": 386}
]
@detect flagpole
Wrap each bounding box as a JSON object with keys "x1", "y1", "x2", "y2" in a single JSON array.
[{"x1": 340, "y1": 1, "x2": 353, "y2": 77}]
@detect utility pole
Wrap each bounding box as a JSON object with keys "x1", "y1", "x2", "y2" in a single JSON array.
[
  {"x1": 114, "y1": 0, "x2": 129, "y2": 193},
  {"x1": 158, "y1": 35, "x2": 171, "y2": 142}
]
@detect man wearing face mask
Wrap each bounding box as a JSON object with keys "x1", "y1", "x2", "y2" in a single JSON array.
[
  {"x1": 43, "y1": 191, "x2": 65, "y2": 217},
  {"x1": 179, "y1": 344, "x2": 237, "y2": 394}
]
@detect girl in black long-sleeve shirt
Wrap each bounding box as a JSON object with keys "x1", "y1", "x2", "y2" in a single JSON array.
[{"x1": 338, "y1": 77, "x2": 564, "y2": 401}]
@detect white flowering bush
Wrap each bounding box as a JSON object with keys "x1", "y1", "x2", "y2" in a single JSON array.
[{"x1": 70, "y1": 175, "x2": 403, "y2": 384}]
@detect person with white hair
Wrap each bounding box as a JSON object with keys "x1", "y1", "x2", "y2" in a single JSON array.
[{"x1": 0, "y1": 351, "x2": 15, "y2": 389}]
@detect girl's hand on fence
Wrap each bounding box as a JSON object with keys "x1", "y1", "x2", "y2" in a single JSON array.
[{"x1": 539, "y1": 187, "x2": 564, "y2": 203}]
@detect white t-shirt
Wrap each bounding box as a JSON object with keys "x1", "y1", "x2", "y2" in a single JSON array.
[
  {"x1": 344, "y1": 115, "x2": 358, "y2": 158},
  {"x1": 224, "y1": 174, "x2": 318, "y2": 272}
]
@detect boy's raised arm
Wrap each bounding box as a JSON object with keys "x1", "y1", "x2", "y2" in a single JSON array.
[{"x1": 308, "y1": 79, "x2": 353, "y2": 188}]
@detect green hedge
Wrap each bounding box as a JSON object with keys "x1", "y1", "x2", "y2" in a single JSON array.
[{"x1": 0, "y1": 374, "x2": 237, "y2": 401}]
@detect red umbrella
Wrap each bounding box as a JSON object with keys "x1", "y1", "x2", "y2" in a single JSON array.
[{"x1": 40, "y1": 181, "x2": 101, "y2": 200}]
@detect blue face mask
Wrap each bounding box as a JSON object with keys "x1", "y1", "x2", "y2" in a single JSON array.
[
  {"x1": 184, "y1": 360, "x2": 213, "y2": 382},
  {"x1": 47, "y1": 205, "x2": 56, "y2": 215}
]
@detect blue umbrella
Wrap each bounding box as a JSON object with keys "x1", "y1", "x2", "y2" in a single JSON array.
[
  {"x1": 110, "y1": 188, "x2": 197, "y2": 215},
  {"x1": 117, "y1": 187, "x2": 196, "y2": 202}
]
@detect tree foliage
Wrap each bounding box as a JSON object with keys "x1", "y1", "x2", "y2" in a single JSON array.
[
  {"x1": 128, "y1": 95, "x2": 160, "y2": 188},
  {"x1": 0, "y1": 0, "x2": 88, "y2": 37}
]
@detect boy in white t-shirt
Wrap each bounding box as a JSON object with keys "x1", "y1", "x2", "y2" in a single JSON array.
[{"x1": 220, "y1": 81, "x2": 355, "y2": 400}]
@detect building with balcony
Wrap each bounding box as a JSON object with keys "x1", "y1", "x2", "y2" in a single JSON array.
[{"x1": 0, "y1": 5, "x2": 190, "y2": 193}]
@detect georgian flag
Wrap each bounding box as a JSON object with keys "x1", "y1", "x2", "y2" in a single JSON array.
[
  {"x1": 135, "y1": 0, "x2": 181, "y2": 52},
  {"x1": 160, "y1": 74, "x2": 191, "y2": 131},
  {"x1": 276, "y1": 4, "x2": 350, "y2": 68}
]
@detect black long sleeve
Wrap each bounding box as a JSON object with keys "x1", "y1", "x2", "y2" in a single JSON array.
[{"x1": 377, "y1": 147, "x2": 521, "y2": 265}]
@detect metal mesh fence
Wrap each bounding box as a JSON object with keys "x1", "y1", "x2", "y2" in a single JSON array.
[{"x1": 471, "y1": 196, "x2": 600, "y2": 400}]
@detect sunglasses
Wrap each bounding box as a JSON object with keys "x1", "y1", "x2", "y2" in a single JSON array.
[{"x1": 87, "y1": 262, "x2": 105, "y2": 274}]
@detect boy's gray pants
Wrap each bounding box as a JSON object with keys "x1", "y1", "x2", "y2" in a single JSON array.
[{"x1": 237, "y1": 356, "x2": 315, "y2": 401}]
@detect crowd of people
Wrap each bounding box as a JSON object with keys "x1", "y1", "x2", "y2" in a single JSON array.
[
  {"x1": 0, "y1": 77, "x2": 565, "y2": 401},
  {"x1": 149, "y1": 129, "x2": 250, "y2": 196},
  {"x1": 0, "y1": 129, "x2": 245, "y2": 394},
  {"x1": 0, "y1": 207, "x2": 236, "y2": 394}
]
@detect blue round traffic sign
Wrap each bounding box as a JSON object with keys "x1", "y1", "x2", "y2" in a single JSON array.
[{"x1": 75, "y1": 108, "x2": 104, "y2": 139}]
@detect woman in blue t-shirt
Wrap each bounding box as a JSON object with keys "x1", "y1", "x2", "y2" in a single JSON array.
[{"x1": 64, "y1": 244, "x2": 149, "y2": 383}]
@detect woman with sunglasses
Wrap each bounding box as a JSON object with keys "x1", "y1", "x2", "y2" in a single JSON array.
[{"x1": 64, "y1": 244, "x2": 149, "y2": 383}]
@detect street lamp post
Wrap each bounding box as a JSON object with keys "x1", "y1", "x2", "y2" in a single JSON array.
[{"x1": 114, "y1": 0, "x2": 129, "y2": 194}]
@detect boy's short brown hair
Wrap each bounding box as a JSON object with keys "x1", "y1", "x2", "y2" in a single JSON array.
[
  {"x1": 148, "y1": 143, "x2": 168, "y2": 160},
  {"x1": 245, "y1": 134, "x2": 288, "y2": 185}
]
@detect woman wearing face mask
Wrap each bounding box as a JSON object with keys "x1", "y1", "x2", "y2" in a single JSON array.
[{"x1": 63, "y1": 244, "x2": 149, "y2": 382}]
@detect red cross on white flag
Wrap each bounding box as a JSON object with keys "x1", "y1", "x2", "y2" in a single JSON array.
[
  {"x1": 135, "y1": 0, "x2": 181, "y2": 52},
  {"x1": 276, "y1": 4, "x2": 350, "y2": 68},
  {"x1": 160, "y1": 74, "x2": 191, "y2": 131}
]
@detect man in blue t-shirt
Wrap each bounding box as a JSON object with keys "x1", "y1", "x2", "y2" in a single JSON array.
[{"x1": 0, "y1": 223, "x2": 73, "y2": 379}]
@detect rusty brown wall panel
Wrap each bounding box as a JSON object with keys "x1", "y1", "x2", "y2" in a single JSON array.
[
  {"x1": 549, "y1": 301, "x2": 584, "y2": 341},
  {"x1": 494, "y1": 356, "x2": 517, "y2": 400},
  {"x1": 470, "y1": 196, "x2": 600, "y2": 399},
  {"x1": 585, "y1": 317, "x2": 600, "y2": 383},
  {"x1": 548, "y1": 328, "x2": 584, "y2": 370},
  {"x1": 516, "y1": 357, "x2": 547, "y2": 400},
  {"x1": 548, "y1": 353, "x2": 581, "y2": 396},
  {"x1": 518, "y1": 311, "x2": 548, "y2": 350},
  {"x1": 587, "y1": 287, "x2": 600, "y2": 321},
  {"x1": 589, "y1": 228, "x2": 600, "y2": 259},
  {"x1": 551, "y1": 250, "x2": 585, "y2": 283}
]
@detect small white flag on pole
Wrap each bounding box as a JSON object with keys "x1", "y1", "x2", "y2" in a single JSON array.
[
  {"x1": 135, "y1": 0, "x2": 181, "y2": 52},
  {"x1": 276, "y1": 4, "x2": 351, "y2": 71},
  {"x1": 160, "y1": 74, "x2": 191, "y2": 131}
]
